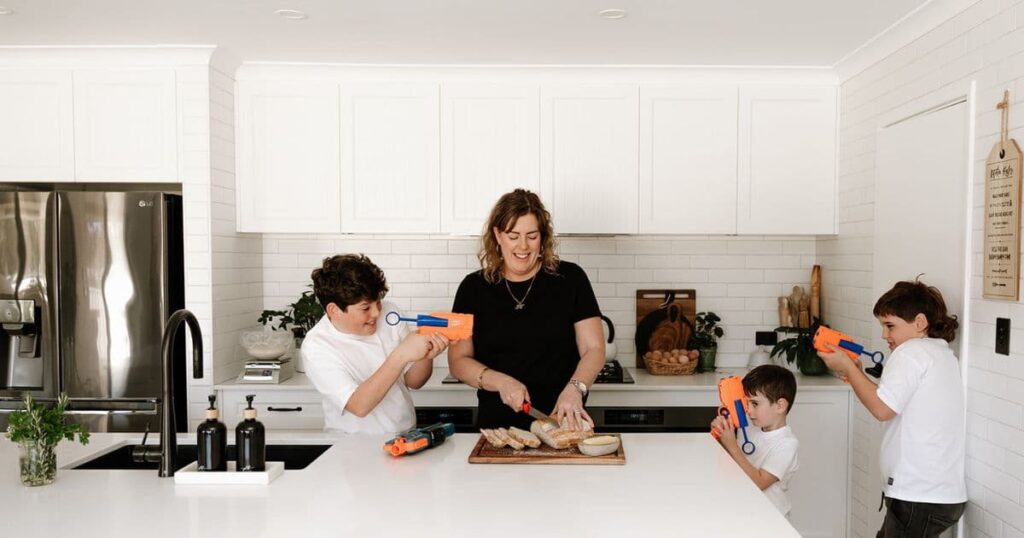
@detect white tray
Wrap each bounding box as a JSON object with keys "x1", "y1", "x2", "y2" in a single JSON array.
[{"x1": 173, "y1": 461, "x2": 284, "y2": 485}]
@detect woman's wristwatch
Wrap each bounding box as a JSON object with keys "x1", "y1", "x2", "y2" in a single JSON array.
[{"x1": 569, "y1": 378, "x2": 588, "y2": 397}]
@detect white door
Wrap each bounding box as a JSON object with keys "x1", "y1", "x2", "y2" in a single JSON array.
[
  {"x1": 738, "y1": 86, "x2": 837, "y2": 234},
  {"x1": 0, "y1": 70, "x2": 74, "y2": 182},
  {"x1": 541, "y1": 85, "x2": 639, "y2": 234},
  {"x1": 871, "y1": 99, "x2": 970, "y2": 536},
  {"x1": 236, "y1": 80, "x2": 341, "y2": 233},
  {"x1": 73, "y1": 69, "x2": 178, "y2": 182},
  {"x1": 340, "y1": 83, "x2": 440, "y2": 233},
  {"x1": 640, "y1": 86, "x2": 737, "y2": 234},
  {"x1": 440, "y1": 84, "x2": 540, "y2": 234}
]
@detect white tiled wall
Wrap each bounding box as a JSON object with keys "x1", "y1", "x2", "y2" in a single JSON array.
[
  {"x1": 262, "y1": 234, "x2": 818, "y2": 369},
  {"x1": 828, "y1": 0, "x2": 1024, "y2": 535}
]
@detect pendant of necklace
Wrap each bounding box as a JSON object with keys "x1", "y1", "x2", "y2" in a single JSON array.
[{"x1": 505, "y1": 273, "x2": 537, "y2": 311}]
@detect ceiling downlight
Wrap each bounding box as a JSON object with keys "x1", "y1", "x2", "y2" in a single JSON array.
[
  {"x1": 598, "y1": 9, "x2": 627, "y2": 20},
  {"x1": 0, "y1": 7, "x2": 13, "y2": 15},
  {"x1": 274, "y1": 9, "x2": 307, "y2": 20}
]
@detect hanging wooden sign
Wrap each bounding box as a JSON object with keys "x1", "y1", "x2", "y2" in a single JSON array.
[{"x1": 984, "y1": 91, "x2": 1023, "y2": 300}]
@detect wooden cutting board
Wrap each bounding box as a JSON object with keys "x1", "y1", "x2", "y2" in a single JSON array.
[
  {"x1": 635, "y1": 289, "x2": 697, "y2": 369},
  {"x1": 467, "y1": 435, "x2": 625, "y2": 465}
]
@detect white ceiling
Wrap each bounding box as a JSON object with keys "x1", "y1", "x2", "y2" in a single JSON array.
[{"x1": 0, "y1": 0, "x2": 929, "y2": 66}]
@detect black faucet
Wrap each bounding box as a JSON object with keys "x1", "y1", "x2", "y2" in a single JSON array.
[{"x1": 135, "y1": 309, "x2": 204, "y2": 477}]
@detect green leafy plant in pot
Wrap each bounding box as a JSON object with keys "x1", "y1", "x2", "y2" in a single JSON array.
[
  {"x1": 258, "y1": 285, "x2": 325, "y2": 373},
  {"x1": 691, "y1": 311, "x2": 724, "y2": 373},
  {"x1": 6, "y1": 393, "x2": 90, "y2": 486},
  {"x1": 770, "y1": 319, "x2": 830, "y2": 376}
]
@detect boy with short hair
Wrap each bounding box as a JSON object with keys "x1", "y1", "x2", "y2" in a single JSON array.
[
  {"x1": 819, "y1": 280, "x2": 965, "y2": 536},
  {"x1": 711, "y1": 364, "x2": 800, "y2": 517},
  {"x1": 302, "y1": 254, "x2": 448, "y2": 434}
]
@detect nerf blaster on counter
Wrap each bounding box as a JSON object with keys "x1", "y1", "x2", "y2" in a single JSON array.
[
  {"x1": 812, "y1": 326, "x2": 885, "y2": 378},
  {"x1": 385, "y1": 311, "x2": 473, "y2": 341},
  {"x1": 710, "y1": 376, "x2": 755, "y2": 455},
  {"x1": 384, "y1": 422, "x2": 456, "y2": 457}
]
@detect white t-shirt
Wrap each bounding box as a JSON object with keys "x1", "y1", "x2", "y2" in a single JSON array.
[
  {"x1": 876, "y1": 337, "x2": 966, "y2": 503},
  {"x1": 744, "y1": 425, "x2": 800, "y2": 516},
  {"x1": 301, "y1": 300, "x2": 416, "y2": 434}
]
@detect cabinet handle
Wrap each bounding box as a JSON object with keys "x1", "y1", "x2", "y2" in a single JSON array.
[{"x1": 267, "y1": 406, "x2": 303, "y2": 412}]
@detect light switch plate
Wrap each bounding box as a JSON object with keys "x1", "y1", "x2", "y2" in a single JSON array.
[{"x1": 996, "y1": 317, "x2": 1011, "y2": 356}]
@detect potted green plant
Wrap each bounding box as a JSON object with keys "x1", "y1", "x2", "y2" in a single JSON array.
[
  {"x1": 770, "y1": 319, "x2": 829, "y2": 376},
  {"x1": 258, "y1": 285, "x2": 325, "y2": 373},
  {"x1": 691, "y1": 311, "x2": 724, "y2": 373},
  {"x1": 6, "y1": 393, "x2": 89, "y2": 486}
]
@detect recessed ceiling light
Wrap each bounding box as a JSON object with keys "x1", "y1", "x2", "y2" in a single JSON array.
[
  {"x1": 274, "y1": 9, "x2": 307, "y2": 20},
  {"x1": 598, "y1": 8, "x2": 627, "y2": 20},
  {"x1": 0, "y1": 7, "x2": 14, "y2": 16}
]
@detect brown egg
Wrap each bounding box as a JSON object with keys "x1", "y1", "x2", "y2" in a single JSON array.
[
  {"x1": 679, "y1": 356, "x2": 689, "y2": 365},
  {"x1": 689, "y1": 350, "x2": 699, "y2": 360},
  {"x1": 653, "y1": 350, "x2": 664, "y2": 360}
]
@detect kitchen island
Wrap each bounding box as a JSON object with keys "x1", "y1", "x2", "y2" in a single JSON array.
[{"x1": 1, "y1": 432, "x2": 798, "y2": 537}]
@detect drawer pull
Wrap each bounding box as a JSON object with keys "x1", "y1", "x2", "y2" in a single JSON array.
[{"x1": 267, "y1": 406, "x2": 303, "y2": 412}]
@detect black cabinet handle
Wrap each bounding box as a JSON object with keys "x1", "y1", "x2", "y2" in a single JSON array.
[{"x1": 267, "y1": 406, "x2": 303, "y2": 412}]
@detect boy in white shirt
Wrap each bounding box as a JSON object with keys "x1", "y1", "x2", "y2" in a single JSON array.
[
  {"x1": 819, "y1": 280, "x2": 966, "y2": 536},
  {"x1": 302, "y1": 254, "x2": 449, "y2": 434},
  {"x1": 712, "y1": 364, "x2": 800, "y2": 517}
]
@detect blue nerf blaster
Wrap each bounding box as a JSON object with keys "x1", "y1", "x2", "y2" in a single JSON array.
[
  {"x1": 813, "y1": 326, "x2": 885, "y2": 378},
  {"x1": 384, "y1": 311, "x2": 473, "y2": 341},
  {"x1": 711, "y1": 376, "x2": 755, "y2": 455}
]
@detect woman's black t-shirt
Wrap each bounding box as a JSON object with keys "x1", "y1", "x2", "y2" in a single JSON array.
[{"x1": 452, "y1": 261, "x2": 601, "y2": 429}]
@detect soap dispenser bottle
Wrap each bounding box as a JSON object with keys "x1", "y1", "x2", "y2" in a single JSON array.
[
  {"x1": 196, "y1": 394, "x2": 227, "y2": 471},
  {"x1": 235, "y1": 394, "x2": 266, "y2": 472}
]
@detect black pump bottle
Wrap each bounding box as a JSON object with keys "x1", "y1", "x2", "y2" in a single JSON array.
[
  {"x1": 196, "y1": 394, "x2": 227, "y2": 471},
  {"x1": 235, "y1": 394, "x2": 266, "y2": 472}
]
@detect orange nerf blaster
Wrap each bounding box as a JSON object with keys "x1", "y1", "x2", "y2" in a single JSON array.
[
  {"x1": 385, "y1": 311, "x2": 473, "y2": 341},
  {"x1": 813, "y1": 326, "x2": 885, "y2": 378},
  {"x1": 383, "y1": 422, "x2": 455, "y2": 457},
  {"x1": 710, "y1": 376, "x2": 755, "y2": 455}
]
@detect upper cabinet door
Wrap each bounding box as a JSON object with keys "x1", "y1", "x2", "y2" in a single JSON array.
[
  {"x1": 640, "y1": 86, "x2": 738, "y2": 234},
  {"x1": 340, "y1": 83, "x2": 440, "y2": 233},
  {"x1": 73, "y1": 70, "x2": 178, "y2": 182},
  {"x1": 236, "y1": 81, "x2": 341, "y2": 233},
  {"x1": 738, "y1": 86, "x2": 837, "y2": 234},
  {"x1": 541, "y1": 85, "x2": 639, "y2": 234},
  {"x1": 440, "y1": 84, "x2": 540, "y2": 235},
  {"x1": 0, "y1": 70, "x2": 74, "y2": 182}
]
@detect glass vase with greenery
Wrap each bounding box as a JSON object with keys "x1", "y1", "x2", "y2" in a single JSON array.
[
  {"x1": 6, "y1": 393, "x2": 90, "y2": 486},
  {"x1": 258, "y1": 285, "x2": 325, "y2": 339},
  {"x1": 770, "y1": 319, "x2": 829, "y2": 376},
  {"x1": 691, "y1": 311, "x2": 724, "y2": 373}
]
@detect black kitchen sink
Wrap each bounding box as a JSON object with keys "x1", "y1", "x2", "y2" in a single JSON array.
[{"x1": 70, "y1": 444, "x2": 332, "y2": 471}]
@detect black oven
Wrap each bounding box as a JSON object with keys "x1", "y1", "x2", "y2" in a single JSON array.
[{"x1": 591, "y1": 406, "x2": 717, "y2": 433}]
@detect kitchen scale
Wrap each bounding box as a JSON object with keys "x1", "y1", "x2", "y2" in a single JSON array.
[{"x1": 238, "y1": 356, "x2": 294, "y2": 384}]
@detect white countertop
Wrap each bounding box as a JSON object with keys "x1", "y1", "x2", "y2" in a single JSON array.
[
  {"x1": 216, "y1": 366, "x2": 851, "y2": 393},
  {"x1": 2, "y1": 432, "x2": 799, "y2": 537}
]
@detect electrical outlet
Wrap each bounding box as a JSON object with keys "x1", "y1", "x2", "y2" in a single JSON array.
[{"x1": 996, "y1": 317, "x2": 1011, "y2": 356}]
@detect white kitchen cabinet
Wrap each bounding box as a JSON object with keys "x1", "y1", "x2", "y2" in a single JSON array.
[
  {"x1": 73, "y1": 69, "x2": 178, "y2": 182},
  {"x1": 541, "y1": 85, "x2": 639, "y2": 234},
  {"x1": 0, "y1": 70, "x2": 75, "y2": 182},
  {"x1": 440, "y1": 84, "x2": 540, "y2": 234},
  {"x1": 737, "y1": 85, "x2": 837, "y2": 234},
  {"x1": 340, "y1": 82, "x2": 440, "y2": 233},
  {"x1": 218, "y1": 387, "x2": 325, "y2": 431},
  {"x1": 639, "y1": 86, "x2": 738, "y2": 234},
  {"x1": 236, "y1": 80, "x2": 341, "y2": 233}
]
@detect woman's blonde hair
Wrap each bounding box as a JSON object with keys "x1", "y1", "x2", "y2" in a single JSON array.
[{"x1": 478, "y1": 189, "x2": 559, "y2": 284}]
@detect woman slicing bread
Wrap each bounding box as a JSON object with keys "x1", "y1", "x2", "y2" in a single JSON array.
[{"x1": 448, "y1": 189, "x2": 605, "y2": 431}]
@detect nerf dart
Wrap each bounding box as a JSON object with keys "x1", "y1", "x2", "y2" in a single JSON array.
[
  {"x1": 813, "y1": 326, "x2": 885, "y2": 378},
  {"x1": 384, "y1": 422, "x2": 456, "y2": 457},
  {"x1": 384, "y1": 311, "x2": 473, "y2": 341},
  {"x1": 710, "y1": 376, "x2": 755, "y2": 455}
]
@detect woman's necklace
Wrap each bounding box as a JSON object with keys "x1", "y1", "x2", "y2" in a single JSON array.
[{"x1": 504, "y1": 273, "x2": 537, "y2": 311}]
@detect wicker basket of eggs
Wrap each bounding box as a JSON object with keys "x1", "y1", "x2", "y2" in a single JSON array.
[{"x1": 642, "y1": 348, "x2": 700, "y2": 375}]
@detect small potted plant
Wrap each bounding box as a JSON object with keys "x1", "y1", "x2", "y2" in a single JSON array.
[
  {"x1": 258, "y1": 285, "x2": 325, "y2": 372},
  {"x1": 6, "y1": 393, "x2": 89, "y2": 486},
  {"x1": 770, "y1": 319, "x2": 829, "y2": 376},
  {"x1": 691, "y1": 311, "x2": 724, "y2": 373}
]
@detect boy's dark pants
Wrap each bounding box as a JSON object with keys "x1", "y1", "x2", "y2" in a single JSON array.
[{"x1": 878, "y1": 497, "x2": 966, "y2": 537}]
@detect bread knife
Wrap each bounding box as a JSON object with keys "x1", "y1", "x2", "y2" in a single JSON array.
[{"x1": 521, "y1": 402, "x2": 559, "y2": 427}]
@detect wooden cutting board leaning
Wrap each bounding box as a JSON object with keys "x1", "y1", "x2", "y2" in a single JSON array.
[{"x1": 634, "y1": 289, "x2": 697, "y2": 369}]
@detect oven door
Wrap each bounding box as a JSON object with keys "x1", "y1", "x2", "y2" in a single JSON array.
[{"x1": 590, "y1": 406, "x2": 717, "y2": 433}]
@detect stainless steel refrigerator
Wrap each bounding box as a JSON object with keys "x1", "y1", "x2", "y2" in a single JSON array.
[{"x1": 0, "y1": 187, "x2": 185, "y2": 432}]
